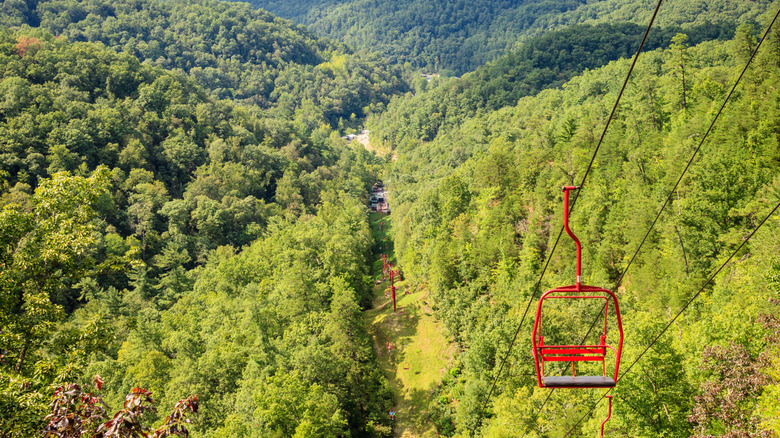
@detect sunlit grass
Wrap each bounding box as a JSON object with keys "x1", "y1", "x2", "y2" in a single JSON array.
[{"x1": 365, "y1": 212, "x2": 453, "y2": 437}]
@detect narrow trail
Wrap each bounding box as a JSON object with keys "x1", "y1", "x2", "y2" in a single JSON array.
[
  {"x1": 355, "y1": 131, "x2": 397, "y2": 161},
  {"x1": 365, "y1": 212, "x2": 454, "y2": 437}
]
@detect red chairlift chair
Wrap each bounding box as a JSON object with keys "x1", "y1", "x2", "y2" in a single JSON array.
[{"x1": 532, "y1": 186, "x2": 624, "y2": 390}]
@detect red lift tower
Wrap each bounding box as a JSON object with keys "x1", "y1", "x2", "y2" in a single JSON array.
[{"x1": 389, "y1": 266, "x2": 397, "y2": 312}]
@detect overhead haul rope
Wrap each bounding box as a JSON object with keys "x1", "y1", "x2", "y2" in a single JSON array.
[
  {"x1": 469, "y1": 1, "x2": 665, "y2": 435},
  {"x1": 560, "y1": 7, "x2": 780, "y2": 436}
]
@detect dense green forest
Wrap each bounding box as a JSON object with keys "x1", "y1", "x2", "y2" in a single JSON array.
[
  {"x1": 2, "y1": 0, "x2": 780, "y2": 437},
  {"x1": 378, "y1": 15, "x2": 780, "y2": 437},
  {"x1": 0, "y1": 0, "x2": 409, "y2": 127},
  {"x1": 367, "y1": 20, "x2": 736, "y2": 149},
  {"x1": 236, "y1": 0, "x2": 773, "y2": 74},
  {"x1": 0, "y1": 12, "x2": 396, "y2": 437},
  {"x1": 235, "y1": 0, "x2": 347, "y2": 21}
]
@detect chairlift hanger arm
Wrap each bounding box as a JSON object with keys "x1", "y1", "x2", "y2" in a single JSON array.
[{"x1": 562, "y1": 186, "x2": 581, "y2": 288}]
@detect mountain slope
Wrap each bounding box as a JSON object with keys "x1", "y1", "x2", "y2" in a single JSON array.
[
  {"x1": 2, "y1": 0, "x2": 409, "y2": 126},
  {"x1": 238, "y1": 0, "x2": 587, "y2": 74},
  {"x1": 235, "y1": 0, "x2": 773, "y2": 74},
  {"x1": 0, "y1": 23, "x2": 396, "y2": 436},
  {"x1": 367, "y1": 20, "x2": 735, "y2": 151},
  {"x1": 382, "y1": 21, "x2": 780, "y2": 436}
]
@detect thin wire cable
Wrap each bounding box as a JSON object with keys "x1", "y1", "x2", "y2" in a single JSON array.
[
  {"x1": 562, "y1": 198, "x2": 780, "y2": 438},
  {"x1": 518, "y1": 0, "x2": 666, "y2": 423},
  {"x1": 470, "y1": 226, "x2": 565, "y2": 437},
  {"x1": 537, "y1": 388, "x2": 555, "y2": 416}
]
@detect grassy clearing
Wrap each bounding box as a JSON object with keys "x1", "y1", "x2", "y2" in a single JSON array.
[{"x1": 366, "y1": 212, "x2": 454, "y2": 437}]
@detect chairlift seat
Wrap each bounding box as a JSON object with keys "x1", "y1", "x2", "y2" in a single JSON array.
[
  {"x1": 532, "y1": 286, "x2": 623, "y2": 388},
  {"x1": 542, "y1": 375, "x2": 616, "y2": 388}
]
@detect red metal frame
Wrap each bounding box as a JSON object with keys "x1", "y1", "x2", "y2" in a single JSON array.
[
  {"x1": 389, "y1": 266, "x2": 397, "y2": 312},
  {"x1": 531, "y1": 187, "x2": 624, "y2": 388},
  {"x1": 601, "y1": 395, "x2": 613, "y2": 437}
]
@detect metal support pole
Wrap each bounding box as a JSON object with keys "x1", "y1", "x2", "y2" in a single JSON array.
[
  {"x1": 390, "y1": 267, "x2": 396, "y2": 312},
  {"x1": 562, "y1": 186, "x2": 582, "y2": 290}
]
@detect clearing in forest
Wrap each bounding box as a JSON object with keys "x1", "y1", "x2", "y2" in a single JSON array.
[
  {"x1": 365, "y1": 212, "x2": 454, "y2": 437},
  {"x1": 355, "y1": 131, "x2": 397, "y2": 161}
]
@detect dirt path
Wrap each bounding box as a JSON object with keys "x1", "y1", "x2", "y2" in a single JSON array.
[{"x1": 355, "y1": 131, "x2": 397, "y2": 161}]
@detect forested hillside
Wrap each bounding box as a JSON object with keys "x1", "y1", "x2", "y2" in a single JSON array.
[
  {"x1": 0, "y1": 13, "x2": 396, "y2": 436},
  {"x1": 2, "y1": 0, "x2": 780, "y2": 437},
  {"x1": 379, "y1": 14, "x2": 780, "y2": 436},
  {"x1": 235, "y1": 0, "x2": 348, "y2": 21},
  {"x1": 0, "y1": 0, "x2": 409, "y2": 127},
  {"x1": 236, "y1": 0, "x2": 773, "y2": 74},
  {"x1": 367, "y1": 20, "x2": 735, "y2": 149}
]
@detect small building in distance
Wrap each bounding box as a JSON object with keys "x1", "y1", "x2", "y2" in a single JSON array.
[{"x1": 369, "y1": 181, "x2": 390, "y2": 213}]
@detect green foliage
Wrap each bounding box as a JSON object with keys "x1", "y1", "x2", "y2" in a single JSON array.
[
  {"x1": 5, "y1": 0, "x2": 409, "y2": 127},
  {"x1": 0, "y1": 20, "x2": 391, "y2": 435},
  {"x1": 0, "y1": 167, "x2": 139, "y2": 434},
  {"x1": 105, "y1": 192, "x2": 392, "y2": 435},
  {"x1": 240, "y1": 0, "x2": 768, "y2": 75},
  {"x1": 3, "y1": 1, "x2": 779, "y2": 436},
  {"x1": 253, "y1": 372, "x2": 347, "y2": 437},
  {"x1": 368, "y1": 21, "x2": 738, "y2": 152},
  {"x1": 0, "y1": 167, "x2": 120, "y2": 372},
  {"x1": 384, "y1": 27, "x2": 780, "y2": 436},
  {"x1": 0, "y1": 26, "x2": 385, "y2": 264}
]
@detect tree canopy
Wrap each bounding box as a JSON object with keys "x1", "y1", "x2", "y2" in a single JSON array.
[
  {"x1": 1, "y1": 1, "x2": 779, "y2": 437},
  {"x1": 238, "y1": 0, "x2": 772, "y2": 74},
  {"x1": 379, "y1": 20, "x2": 780, "y2": 436},
  {"x1": 1, "y1": 0, "x2": 410, "y2": 127},
  {"x1": 0, "y1": 22, "x2": 394, "y2": 436}
]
